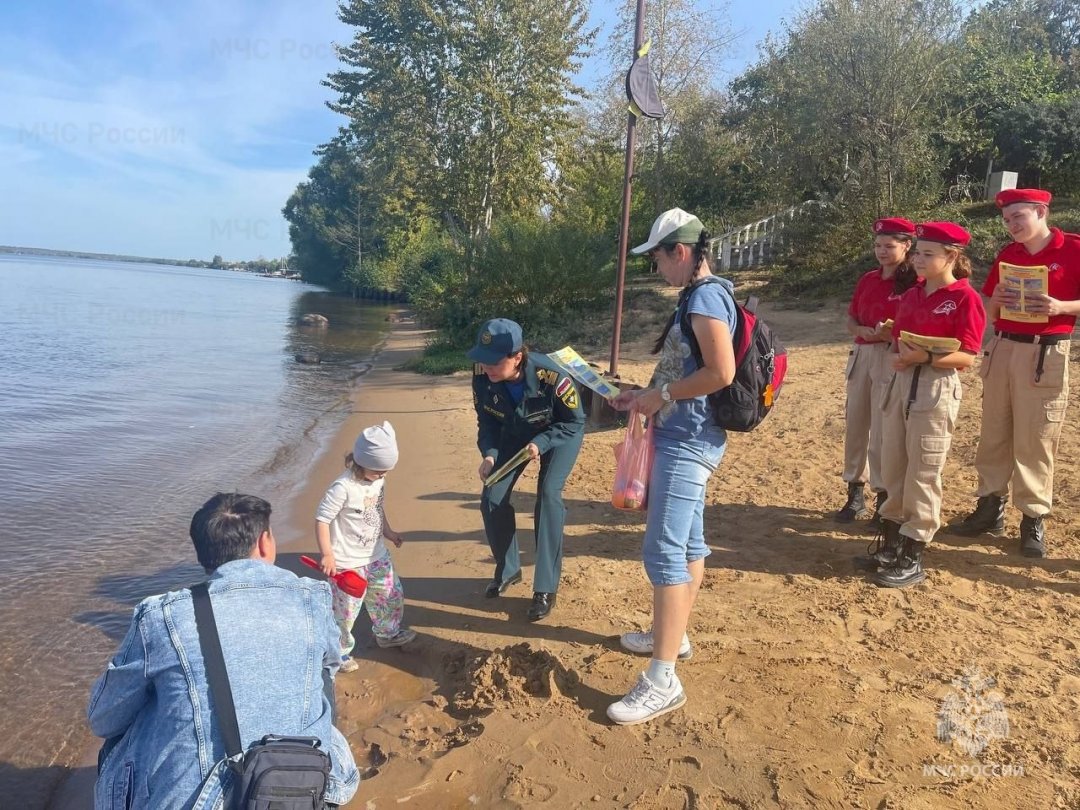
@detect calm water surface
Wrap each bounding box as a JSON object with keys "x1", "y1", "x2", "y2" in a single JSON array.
[{"x1": 0, "y1": 255, "x2": 391, "y2": 805}]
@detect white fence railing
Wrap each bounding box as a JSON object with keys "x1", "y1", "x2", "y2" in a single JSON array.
[{"x1": 709, "y1": 201, "x2": 827, "y2": 272}]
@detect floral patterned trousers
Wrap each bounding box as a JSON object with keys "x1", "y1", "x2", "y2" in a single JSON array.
[{"x1": 330, "y1": 555, "x2": 405, "y2": 656}]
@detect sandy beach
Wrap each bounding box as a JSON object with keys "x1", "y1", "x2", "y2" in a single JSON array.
[
  {"x1": 56, "y1": 300, "x2": 1080, "y2": 809},
  {"x1": 278, "y1": 302, "x2": 1078, "y2": 809}
]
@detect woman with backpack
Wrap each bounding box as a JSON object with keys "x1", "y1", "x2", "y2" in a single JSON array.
[
  {"x1": 857, "y1": 221, "x2": 986, "y2": 588},
  {"x1": 607, "y1": 208, "x2": 737, "y2": 725},
  {"x1": 835, "y1": 218, "x2": 919, "y2": 525}
]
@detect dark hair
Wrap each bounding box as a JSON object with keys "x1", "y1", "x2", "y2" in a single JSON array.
[
  {"x1": 515, "y1": 346, "x2": 529, "y2": 367},
  {"x1": 886, "y1": 235, "x2": 918, "y2": 295},
  {"x1": 651, "y1": 229, "x2": 713, "y2": 354},
  {"x1": 189, "y1": 492, "x2": 272, "y2": 572}
]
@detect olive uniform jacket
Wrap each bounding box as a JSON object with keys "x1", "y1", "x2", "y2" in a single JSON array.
[{"x1": 473, "y1": 354, "x2": 586, "y2": 462}]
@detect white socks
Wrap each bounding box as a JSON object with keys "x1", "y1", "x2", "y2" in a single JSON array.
[{"x1": 646, "y1": 658, "x2": 676, "y2": 688}]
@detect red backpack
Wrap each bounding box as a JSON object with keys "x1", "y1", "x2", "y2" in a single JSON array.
[{"x1": 677, "y1": 277, "x2": 787, "y2": 432}]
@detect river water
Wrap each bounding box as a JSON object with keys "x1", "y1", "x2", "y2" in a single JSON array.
[{"x1": 0, "y1": 255, "x2": 391, "y2": 805}]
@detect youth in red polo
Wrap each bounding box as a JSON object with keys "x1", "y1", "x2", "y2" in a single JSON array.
[
  {"x1": 983, "y1": 227, "x2": 1080, "y2": 335},
  {"x1": 848, "y1": 271, "x2": 904, "y2": 344},
  {"x1": 894, "y1": 278, "x2": 986, "y2": 355}
]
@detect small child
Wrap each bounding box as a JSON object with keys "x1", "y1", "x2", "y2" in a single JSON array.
[{"x1": 316, "y1": 421, "x2": 416, "y2": 672}]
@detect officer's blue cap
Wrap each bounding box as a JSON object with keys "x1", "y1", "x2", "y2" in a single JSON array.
[{"x1": 467, "y1": 318, "x2": 523, "y2": 364}]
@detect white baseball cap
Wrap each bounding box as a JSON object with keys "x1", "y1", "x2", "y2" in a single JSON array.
[{"x1": 631, "y1": 208, "x2": 705, "y2": 254}]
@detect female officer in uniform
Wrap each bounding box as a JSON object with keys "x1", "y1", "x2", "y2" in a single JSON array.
[
  {"x1": 860, "y1": 222, "x2": 986, "y2": 588},
  {"x1": 949, "y1": 189, "x2": 1080, "y2": 557},
  {"x1": 836, "y1": 217, "x2": 918, "y2": 525},
  {"x1": 468, "y1": 318, "x2": 585, "y2": 621}
]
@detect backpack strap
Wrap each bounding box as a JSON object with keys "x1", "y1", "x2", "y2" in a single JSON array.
[
  {"x1": 677, "y1": 277, "x2": 737, "y2": 370},
  {"x1": 191, "y1": 583, "x2": 245, "y2": 768}
]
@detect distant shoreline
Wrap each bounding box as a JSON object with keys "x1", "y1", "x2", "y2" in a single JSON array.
[
  {"x1": 0, "y1": 244, "x2": 213, "y2": 268},
  {"x1": 1, "y1": 246, "x2": 300, "y2": 278}
]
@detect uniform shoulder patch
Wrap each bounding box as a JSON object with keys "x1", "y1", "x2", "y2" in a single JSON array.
[{"x1": 555, "y1": 377, "x2": 578, "y2": 409}]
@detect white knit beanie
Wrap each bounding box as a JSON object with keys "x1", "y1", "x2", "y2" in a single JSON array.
[{"x1": 352, "y1": 421, "x2": 399, "y2": 471}]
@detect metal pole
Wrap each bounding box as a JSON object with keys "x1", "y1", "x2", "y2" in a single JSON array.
[{"x1": 609, "y1": 0, "x2": 647, "y2": 377}]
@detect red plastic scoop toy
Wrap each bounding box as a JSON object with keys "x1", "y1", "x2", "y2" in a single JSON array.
[{"x1": 299, "y1": 555, "x2": 367, "y2": 598}]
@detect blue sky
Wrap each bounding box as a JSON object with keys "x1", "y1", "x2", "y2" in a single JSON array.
[{"x1": 0, "y1": 0, "x2": 798, "y2": 261}]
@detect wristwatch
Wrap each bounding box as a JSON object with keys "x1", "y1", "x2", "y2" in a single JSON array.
[{"x1": 660, "y1": 383, "x2": 673, "y2": 402}]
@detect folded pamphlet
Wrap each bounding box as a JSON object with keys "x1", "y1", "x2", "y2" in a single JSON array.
[
  {"x1": 899, "y1": 330, "x2": 961, "y2": 353},
  {"x1": 546, "y1": 347, "x2": 620, "y2": 401},
  {"x1": 484, "y1": 446, "x2": 532, "y2": 487}
]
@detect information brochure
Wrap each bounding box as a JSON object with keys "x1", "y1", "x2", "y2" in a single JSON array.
[
  {"x1": 998, "y1": 263, "x2": 1049, "y2": 324},
  {"x1": 546, "y1": 346, "x2": 620, "y2": 401},
  {"x1": 899, "y1": 331, "x2": 961, "y2": 353},
  {"x1": 484, "y1": 446, "x2": 532, "y2": 487}
]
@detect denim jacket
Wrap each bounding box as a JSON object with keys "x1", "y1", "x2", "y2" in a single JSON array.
[{"x1": 88, "y1": 559, "x2": 360, "y2": 809}]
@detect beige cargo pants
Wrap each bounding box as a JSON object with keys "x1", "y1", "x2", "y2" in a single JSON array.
[
  {"x1": 843, "y1": 341, "x2": 892, "y2": 491},
  {"x1": 973, "y1": 336, "x2": 1070, "y2": 518},
  {"x1": 879, "y1": 365, "x2": 963, "y2": 543}
]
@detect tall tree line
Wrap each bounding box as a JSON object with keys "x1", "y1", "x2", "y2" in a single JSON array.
[{"x1": 284, "y1": 0, "x2": 1080, "y2": 320}]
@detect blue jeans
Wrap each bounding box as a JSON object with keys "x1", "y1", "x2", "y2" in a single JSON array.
[{"x1": 643, "y1": 427, "x2": 727, "y2": 586}]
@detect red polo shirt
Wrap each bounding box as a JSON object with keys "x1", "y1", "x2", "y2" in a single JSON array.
[
  {"x1": 983, "y1": 227, "x2": 1080, "y2": 335},
  {"x1": 894, "y1": 278, "x2": 986, "y2": 354},
  {"x1": 848, "y1": 268, "x2": 909, "y2": 344}
]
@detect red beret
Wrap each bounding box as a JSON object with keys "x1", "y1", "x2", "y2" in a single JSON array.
[
  {"x1": 995, "y1": 188, "x2": 1052, "y2": 208},
  {"x1": 916, "y1": 221, "x2": 971, "y2": 247},
  {"x1": 873, "y1": 217, "x2": 916, "y2": 236}
]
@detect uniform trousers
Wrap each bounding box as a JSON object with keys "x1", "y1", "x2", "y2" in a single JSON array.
[
  {"x1": 480, "y1": 433, "x2": 584, "y2": 593},
  {"x1": 879, "y1": 364, "x2": 963, "y2": 543},
  {"x1": 974, "y1": 336, "x2": 1070, "y2": 518},
  {"x1": 843, "y1": 341, "x2": 892, "y2": 490}
]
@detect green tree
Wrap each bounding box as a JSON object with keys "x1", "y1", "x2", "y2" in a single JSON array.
[
  {"x1": 326, "y1": 0, "x2": 593, "y2": 248},
  {"x1": 991, "y1": 94, "x2": 1080, "y2": 192},
  {"x1": 731, "y1": 0, "x2": 961, "y2": 218},
  {"x1": 943, "y1": 0, "x2": 1065, "y2": 178},
  {"x1": 282, "y1": 135, "x2": 373, "y2": 288}
]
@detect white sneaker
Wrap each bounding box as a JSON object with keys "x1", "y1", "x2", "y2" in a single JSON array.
[
  {"x1": 339, "y1": 656, "x2": 360, "y2": 673},
  {"x1": 606, "y1": 672, "x2": 687, "y2": 725},
  {"x1": 375, "y1": 627, "x2": 417, "y2": 648},
  {"x1": 619, "y1": 629, "x2": 692, "y2": 660}
]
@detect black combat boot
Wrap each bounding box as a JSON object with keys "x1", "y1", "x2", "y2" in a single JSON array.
[
  {"x1": 835, "y1": 482, "x2": 871, "y2": 523},
  {"x1": 872, "y1": 535, "x2": 927, "y2": 589},
  {"x1": 854, "y1": 518, "x2": 902, "y2": 571},
  {"x1": 867, "y1": 490, "x2": 888, "y2": 531},
  {"x1": 948, "y1": 495, "x2": 1005, "y2": 537},
  {"x1": 1020, "y1": 515, "x2": 1046, "y2": 558}
]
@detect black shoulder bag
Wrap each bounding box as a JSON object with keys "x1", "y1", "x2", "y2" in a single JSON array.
[{"x1": 191, "y1": 583, "x2": 332, "y2": 810}]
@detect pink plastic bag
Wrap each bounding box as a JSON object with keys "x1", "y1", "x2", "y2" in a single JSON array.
[{"x1": 612, "y1": 408, "x2": 653, "y2": 511}]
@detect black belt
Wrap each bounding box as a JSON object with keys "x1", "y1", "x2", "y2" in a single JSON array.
[
  {"x1": 905, "y1": 365, "x2": 922, "y2": 419},
  {"x1": 995, "y1": 330, "x2": 1070, "y2": 345}
]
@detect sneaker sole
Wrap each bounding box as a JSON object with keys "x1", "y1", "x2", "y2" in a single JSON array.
[
  {"x1": 618, "y1": 641, "x2": 693, "y2": 661},
  {"x1": 608, "y1": 692, "x2": 687, "y2": 726}
]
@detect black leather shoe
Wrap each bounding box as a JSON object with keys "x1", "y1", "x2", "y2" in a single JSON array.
[
  {"x1": 484, "y1": 571, "x2": 522, "y2": 598},
  {"x1": 527, "y1": 592, "x2": 556, "y2": 621}
]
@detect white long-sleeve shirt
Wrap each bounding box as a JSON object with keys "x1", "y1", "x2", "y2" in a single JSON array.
[{"x1": 315, "y1": 474, "x2": 388, "y2": 569}]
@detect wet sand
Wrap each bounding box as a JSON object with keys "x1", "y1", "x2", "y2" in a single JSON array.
[{"x1": 56, "y1": 307, "x2": 1080, "y2": 808}]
